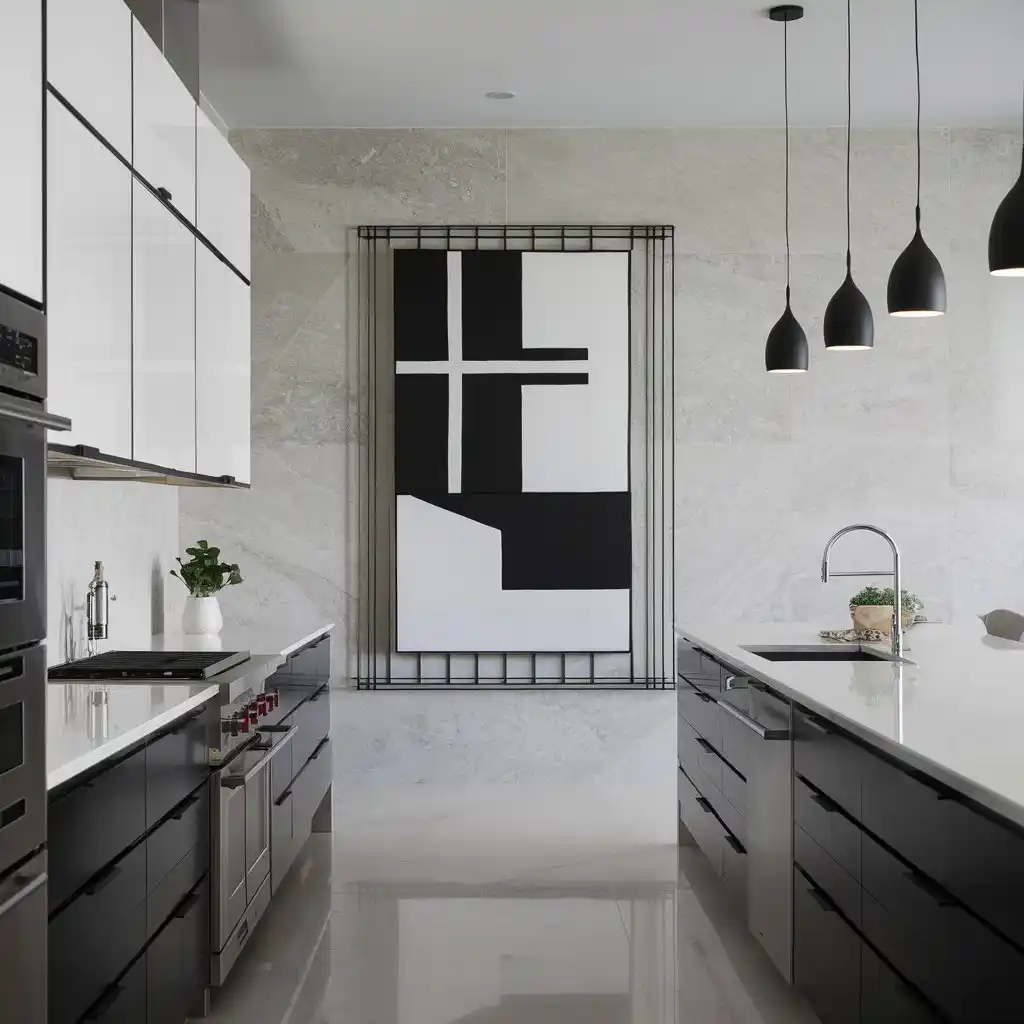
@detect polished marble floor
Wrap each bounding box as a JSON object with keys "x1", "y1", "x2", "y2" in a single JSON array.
[{"x1": 201, "y1": 779, "x2": 817, "y2": 1024}]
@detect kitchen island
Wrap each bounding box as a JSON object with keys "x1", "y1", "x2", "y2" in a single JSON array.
[
  {"x1": 45, "y1": 622, "x2": 334, "y2": 1024},
  {"x1": 676, "y1": 622, "x2": 1024, "y2": 1024}
]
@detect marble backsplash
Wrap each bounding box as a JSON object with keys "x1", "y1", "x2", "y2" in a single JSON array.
[{"x1": 178, "y1": 126, "x2": 1024, "y2": 678}]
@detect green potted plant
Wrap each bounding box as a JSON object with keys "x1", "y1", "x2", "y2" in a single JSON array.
[
  {"x1": 848, "y1": 585, "x2": 922, "y2": 636},
  {"x1": 171, "y1": 540, "x2": 243, "y2": 636}
]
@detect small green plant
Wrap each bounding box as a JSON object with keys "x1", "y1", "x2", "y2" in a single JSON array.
[
  {"x1": 848, "y1": 585, "x2": 922, "y2": 619},
  {"x1": 171, "y1": 540, "x2": 243, "y2": 598}
]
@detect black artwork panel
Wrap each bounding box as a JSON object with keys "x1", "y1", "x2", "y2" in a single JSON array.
[
  {"x1": 462, "y1": 373, "x2": 589, "y2": 495},
  {"x1": 394, "y1": 249, "x2": 448, "y2": 361},
  {"x1": 395, "y1": 375, "x2": 447, "y2": 494},
  {"x1": 424, "y1": 492, "x2": 631, "y2": 590},
  {"x1": 461, "y1": 251, "x2": 522, "y2": 360}
]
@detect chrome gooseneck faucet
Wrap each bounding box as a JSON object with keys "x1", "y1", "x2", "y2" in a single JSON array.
[{"x1": 821, "y1": 524, "x2": 903, "y2": 658}]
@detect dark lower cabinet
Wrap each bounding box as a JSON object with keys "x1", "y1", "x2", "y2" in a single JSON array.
[
  {"x1": 860, "y1": 939, "x2": 939, "y2": 1023},
  {"x1": 80, "y1": 955, "x2": 147, "y2": 1024},
  {"x1": 147, "y1": 878, "x2": 210, "y2": 1024},
  {"x1": 49, "y1": 702, "x2": 215, "y2": 1024},
  {"x1": 793, "y1": 867, "x2": 861, "y2": 1024}
]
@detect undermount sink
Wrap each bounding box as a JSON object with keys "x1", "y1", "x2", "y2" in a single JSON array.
[{"x1": 742, "y1": 646, "x2": 903, "y2": 664}]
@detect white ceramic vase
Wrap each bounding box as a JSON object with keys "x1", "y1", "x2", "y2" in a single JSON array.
[{"x1": 182, "y1": 595, "x2": 224, "y2": 636}]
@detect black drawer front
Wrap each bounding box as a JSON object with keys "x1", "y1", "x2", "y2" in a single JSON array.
[
  {"x1": 793, "y1": 707, "x2": 865, "y2": 818},
  {"x1": 795, "y1": 824, "x2": 862, "y2": 928},
  {"x1": 861, "y1": 944, "x2": 941, "y2": 1024},
  {"x1": 702, "y1": 766, "x2": 745, "y2": 847},
  {"x1": 146, "y1": 710, "x2": 210, "y2": 829},
  {"x1": 79, "y1": 954, "x2": 147, "y2": 1024},
  {"x1": 677, "y1": 678, "x2": 722, "y2": 749},
  {"x1": 861, "y1": 834, "x2": 1024, "y2": 1023},
  {"x1": 678, "y1": 715, "x2": 745, "y2": 843},
  {"x1": 147, "y1": 783, "x2": 209, "y2": 896},
  {"x1": 795, "y1": 774, "x2": 862, "y2": 884},
  {"x1": 49, "y1": 842, "x2": 148, "y2": 1024},
  {"x1": 147, "y1": 838, "x2": 209, "y2": 942},
  {"x1": 678, "y1": 767, "x2": 723, "y2": 877},
  {"x1": 49, "y1": 747, "x2": 146, "y2": 911},
  {"x1": 793, "y1": 867, "x2": 861, "y2": 1024},
  {"x1": 677, "y1": 640, "x2": 722, "y2": 693},
  {"x1": 147, "y1": 877, "x2": 210, "y2": 1024},
  {"x1": 290, "y1": 686, "x2": 330, "y2": 771},
  {"x1": 860, "y1": 751, "x2": 1024, "y2": 952}
]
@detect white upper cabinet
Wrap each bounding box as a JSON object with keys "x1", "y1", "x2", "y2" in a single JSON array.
[
  {"x1": 47, "y1": 98, "x2": 132, "y2": 457},
  {"x1": 132, "y1": 180, "x2": 195, "y2": 471},
  {"x1": 196, "y1": 246, "x2": 251, "y2": 483},
  {"x1": 0, "y1": 0, "x2": 43, "y2": 303},
  {"x1": 47, "y1": 0, "x2": 132, "y2": 160},
  {"x1": 197, "y1": 107, "x2": 250, "y2": 277},
  {"x1": 132, "y1": 18, "x2": 196, "y2": 224}
]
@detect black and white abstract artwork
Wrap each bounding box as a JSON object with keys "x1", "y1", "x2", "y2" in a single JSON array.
[{"x1": 394, "y1": 249, "x2": 631, "y2": 652}]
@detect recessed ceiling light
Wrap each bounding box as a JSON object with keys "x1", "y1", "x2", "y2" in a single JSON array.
[{"x1": 485, "y1": 90, "x2": 516, "y2": 100}]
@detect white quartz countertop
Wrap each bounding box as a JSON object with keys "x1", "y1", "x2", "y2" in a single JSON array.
[
  {"x1": 676, "y1": 621, "x2": 1024, "y2": 828},
  {"x1": 149, "y1": 620, "x2": 334, "y2": 660},
  {"x1": 47, "y1": 680, "x2": 218, "y2": 791}
]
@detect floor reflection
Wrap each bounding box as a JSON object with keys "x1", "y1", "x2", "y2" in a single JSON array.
[{"x1": 201, "y1": 803, "x2": 815, "y2": 1024}]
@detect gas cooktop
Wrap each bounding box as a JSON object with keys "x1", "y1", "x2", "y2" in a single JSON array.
[{"x1": 49, "y1": 650, "x2": 251, "y2": 681}]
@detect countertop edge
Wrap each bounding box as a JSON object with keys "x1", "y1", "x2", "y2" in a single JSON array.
[
  {"x1": 46, "y1": 683, "x2": 219, "y2": 792},
  {"x1": 279, "y1": 623, "x2": 335, "y2": 659},
  {"x1": 676, "y1": 626, "x2": 1024, "y2": 832}
]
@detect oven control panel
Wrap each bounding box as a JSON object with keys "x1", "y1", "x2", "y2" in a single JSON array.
[{"x1": 0, "y1": 324, "x2": 38, "y2": 376}]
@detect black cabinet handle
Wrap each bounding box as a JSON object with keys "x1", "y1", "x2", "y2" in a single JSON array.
[
  {"x1": 157, "y1": 186, "x2": 173, "y2": 202},
  {"x1": 82, "y1": 982, "x2": 125, "y2": 1021},
  {"x1": 800, "y1": 712, "x2": 832, "y2": 736},
  {"x1": 169, "y1": 790, "x2": 202, "y2": 820},
  {"x1": 724, "y1": 833, "x2": 746, "y2": 855},
  {"x1": 904, "y1": 870, "x2": 958, "y2": 907},
  {"x1": 807, "y1": 883, "x2": 838, "y2": 913},
  {"x1": 809, "y1": 790, "x2": 840, "y2": 813},
  {"x1": 694, "y1": 690, "x2": 715, "y2": 704},
  {"x1": 173, "y1": 888, "x2": 203, "y2": 919},
  {"x1": 84, "y1": 862, "x2": 122, "y2": 896},
  {"x1": 695, "y1": 796, "x2": 714, "y2": 815},
  {"x1": 275, "y1": 786, "x2": 294, "y2": 807},
  {"x1": 695, "y1": 736, "x2": 716, "y2": 755},
  {"x1": 310, "y1": 738, "x2": 329, "y2": 760}
]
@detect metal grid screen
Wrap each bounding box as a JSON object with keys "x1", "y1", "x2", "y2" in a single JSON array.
[{"x1": 357, "y1": 225, "x2": 675, "y2": 688}]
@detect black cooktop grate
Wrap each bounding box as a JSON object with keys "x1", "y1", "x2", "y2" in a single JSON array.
[{"x1": 49, "y1": 650, "x2": 250, "y2": 681}]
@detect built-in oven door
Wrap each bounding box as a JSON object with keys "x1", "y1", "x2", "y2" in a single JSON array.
[
  {"x1": 0, "y1": 408, "x2": 45, "y2": 652},
  {"x1": 0, "y1": 850, "x2": 47, "y2": 1024},
  {"x1": 0, "y1": 645, "x2": 45, "y2": 874}
]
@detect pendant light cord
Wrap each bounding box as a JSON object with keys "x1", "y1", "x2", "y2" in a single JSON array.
[
  {"x1": 914, "y1": 0, "x2": 921, "y2": 226},
  {"x1": 845, "y1": 0, "x2": 852, "y2": 271},
  {"x1": 784, "y1": 17, "x2": 791, "y2": 297}
]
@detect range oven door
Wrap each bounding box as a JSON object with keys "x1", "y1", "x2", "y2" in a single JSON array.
[
  {"x1": 0, "y1": 645, "x2": 45, "y2": 875},
  {"x1": 213, "y1": 725, "x2": 295, "y2": 950}
]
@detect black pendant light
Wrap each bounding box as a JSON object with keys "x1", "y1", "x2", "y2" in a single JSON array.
[
  {"x1": 989, "y1": 82, "x2": 1024, "y2": 276},
  {"x1": 887, "y1": 0, "x2": 946, "y2": 317},
  {"x1": 824, "y1": 0, "x2": 873, "y2": 351},
  {"x1": 765, "y1": 5, "x2": 808, "y2": 374}
]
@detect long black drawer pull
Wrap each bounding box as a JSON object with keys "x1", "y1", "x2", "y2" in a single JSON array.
[
  {"x1": 310, "y1": 738, "x2": 329, "y2": 760},
  {"x1": 724, "y1": 833, "x2": 746, "y2": 855},
  {"x1": 905, "y1": 870, "x2": 958, "y2": 907},
  {"x1": 695, "y1": 736, "x2": 717, "y2": 755},
  {"x1": 800, "y1": 713, "x2": 832, "y2": 736},
  {"x1": 695, "y1": 796, "x2": 714, "y2": 814},
  {"x1": 694, "y1": 690, "x2": 716, "y2": 704},
  {"x1": 173, "y1": 889, "x2": 203, "y2": 919},
  {"x1": 169, "y1": 791, "x2": 202, "y2": 820},
  {"x1": 82, "y1": 982, "x2": 125, "y2": 1021},
  {"x1": 275, "y1": 786, "x2": 294, "y2": 807},
  {"x1": 84, "y1": 862, "x2": 122, "y2": 896},
  {"x1": 809, "y1": 790, "x2": 840, "y2": 813},
  {"x1": 808, "y1": 884, "x2": 838, "y2": 913}
]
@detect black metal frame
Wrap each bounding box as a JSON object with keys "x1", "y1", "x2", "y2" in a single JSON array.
[{"x1": 357, "y1": 224, "x2": 675, "y2": 689}]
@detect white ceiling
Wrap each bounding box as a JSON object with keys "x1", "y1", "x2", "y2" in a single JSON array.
[{"x1": 198, "y1": 0, "x2": 1024, "y2": 130}]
